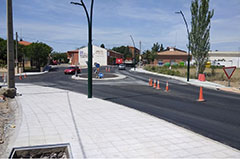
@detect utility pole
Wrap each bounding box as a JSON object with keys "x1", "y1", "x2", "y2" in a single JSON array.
[
  {"x1": 7, "y1": 0, "x2": 15, "y2": 90},
  {"x1": 130, "y1": 35, "x2": 136, "y2": 70},
  {"x1": 15, "y1": 32, "x2": 18, "y2": 73},
  {"x1": 139, "y1": 41, "x2": 141, "y2": 67}
]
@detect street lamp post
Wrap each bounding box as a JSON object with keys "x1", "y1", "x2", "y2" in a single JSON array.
[
  {"x1": 176, "y1": 10, "x2": 190, "y2": 82},
  {"x1": 130, "y1": 35, "x2": 136, "y2": 70},
  {"x1": 71, "y1": 0, "x2": 94, "y2": 98}
]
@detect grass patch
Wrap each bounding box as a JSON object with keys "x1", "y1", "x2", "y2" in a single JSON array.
[{"x1": 144, "y1": 65, "x2": 240, "y2": 88}]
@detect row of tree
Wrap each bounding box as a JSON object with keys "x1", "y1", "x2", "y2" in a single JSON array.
[{"x1": 0, "y1": 37, "x2": 53, "y2": 70}]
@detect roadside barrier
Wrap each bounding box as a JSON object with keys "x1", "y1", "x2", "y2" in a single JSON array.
[
  {"x1": 149, "y1": 78, "x2": 152, "y2": 86},
  {"x1": 153, "y1": 79, "x2": 156, "y2": 88},
  {"x1": 165, "y1": 81, "x2": 169, "y2": 92},
  {"x1": 156, "y1": 80, "x2": 161, "y2": 90},
  {"x1": 197, "y1": 86, "x2": 205, "y2": 102}
]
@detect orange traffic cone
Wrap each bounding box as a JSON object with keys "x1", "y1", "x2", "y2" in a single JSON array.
[
  {"x1": 19, "y1": 74, "x2": 22, "y2": 80},
  {"x1": 2, "y1": 73, "x2": 4, "y2": 80},
  {"x1": 156, "y1": 80, "x2": 161, "y2": 90},
  {"x1": 197, "y1": 86, "x2": 205, "y2": 102},
  {"x1": 108, "y1": 67, "x2": 110, "y2": 72},
  {"x1": 149, "y1": 78, "x2": 152, "y2": 86},
  {"x1": 165, "y1": 81, "x2": 169, "y2": 92},
  {"x1": 24, "y1": 73, "x2": 27, "y2": 78},
  {"x1": 105, "y1": 67, "x2": 108, "y2": 72},
  {"x1": 153, "y1": 80, "x2": 156, "y2": 88}
]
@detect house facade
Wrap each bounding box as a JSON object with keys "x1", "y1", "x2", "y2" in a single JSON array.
[
  {"x1": 154, "y1": 47, "x2": 190, "y2": 65},
  {"x1": 67, "y1": 45, "x2": 123, "y2": 66}
]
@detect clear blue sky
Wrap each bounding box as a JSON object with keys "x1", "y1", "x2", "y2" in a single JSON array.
[{"x1": 0, "y1": 0, "x2": 240, "y2": 52}]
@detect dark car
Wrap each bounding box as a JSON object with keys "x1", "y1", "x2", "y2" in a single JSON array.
[
  {"x1": 118, "y1": 64, "x2": 126, "y2": 70},
  {"x1": 64, "y1": 66, "x2": 81, "y2": 74}
]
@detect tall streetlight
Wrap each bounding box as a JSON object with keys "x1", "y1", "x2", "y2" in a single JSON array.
[
  {"x1": 130, "y1": 35, "x2": 136, "y2": 70},
  {"x1": 175, "y1": 10, "x2": 190, "y2": 82},
  {"x1": 71, "y1": 0, "x2": 94, "y2": 98}
]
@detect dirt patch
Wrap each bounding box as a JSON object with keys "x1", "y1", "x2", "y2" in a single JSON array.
[{"x1": 0, "y1": 98, "x2": 17, "y2": 157}]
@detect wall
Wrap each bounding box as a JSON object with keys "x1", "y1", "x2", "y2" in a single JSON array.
[
  {"x1": 79, "y1": 45, "x2": 107, "y2": 67},
  {"x1": 209, "y1": 51, "x2": 240, "y2": 68}
]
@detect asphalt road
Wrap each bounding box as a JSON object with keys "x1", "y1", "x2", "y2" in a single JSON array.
[{"x1": 15, "y1": 65, "x2": 240, "y2": 150}]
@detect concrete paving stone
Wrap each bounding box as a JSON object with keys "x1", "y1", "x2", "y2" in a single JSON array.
[
  {"x1": 5, "y1": 84, "x2": 240, "y2": 158},
  {"x1": 85, "y1": 149, "x2": 104, "y2": 158},
  {"x1": 96, "y1": 142, "x2": 114, "y2": 149},
  {"x1": 121, "y1": 149, "x2": 142, "y2": 158},
  {"x1": 99, "y1": 147, "x2": 120, "y2": 155},
  {"x1": 83, "y1": 143, "x2": 99, "y2": 151}
]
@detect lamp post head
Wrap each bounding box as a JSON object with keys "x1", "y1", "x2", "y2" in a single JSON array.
[{"x1": 70, "y1": 2, "x2": 82, "y2": 5}]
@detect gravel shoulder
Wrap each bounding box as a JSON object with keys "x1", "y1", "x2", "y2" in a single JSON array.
[{"x1": 0, "y1": 98, "x2": 19, "y2": 158}]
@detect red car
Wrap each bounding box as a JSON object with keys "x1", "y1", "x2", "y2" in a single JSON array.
[{"x1": 64, "y1": 66, "x2": 81, "y2": 74}]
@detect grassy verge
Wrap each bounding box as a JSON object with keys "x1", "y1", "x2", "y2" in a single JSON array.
[{"x1": 144, "y1": 65, "x2": 240, "y2": 88}]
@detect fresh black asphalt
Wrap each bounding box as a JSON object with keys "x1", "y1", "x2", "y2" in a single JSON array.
[{"x1": 15, "y1": 66, "x2": 240, "y2": 150}]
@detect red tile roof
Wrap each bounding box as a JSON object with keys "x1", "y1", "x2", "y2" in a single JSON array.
[
  {"x1": 157, "y1": 47, "x2": 187, "y2": 56},
  {"x1": 18, "y1": 40, "x2": 32, "y2": 46}
]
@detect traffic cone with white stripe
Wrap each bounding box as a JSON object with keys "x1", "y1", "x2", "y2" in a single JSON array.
[
  {"x1": 153, "y1": 79, "x2": 156, "y2": 88},
  {"x1": 156, "y1": 80, "x2": 161, "y2": 90},
  {"x1": 108, "y1": 67, "x2": 110, "y2": 72},
  {"x1": 24, "y1": 73, "x2": 27, "y2": 78},
  {"x1": 165, "y1": 81, "x2": 169, "y2": 92},
  {"x1": 197, "y1": 86, "x2": 205, "y2": 102},
  {"x1": 149, "y1": 78, "x2": 153, "y2": 86}
]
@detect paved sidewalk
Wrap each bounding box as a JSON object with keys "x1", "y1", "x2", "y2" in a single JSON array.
[
  {"x1": 3, "y1": 84, "x2": 240, "y2": 158},
  {"x1": 131, "y1": 68, "x2": 240, "y2": 94}
]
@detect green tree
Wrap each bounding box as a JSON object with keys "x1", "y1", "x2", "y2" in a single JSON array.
[
  {"x1": 112, "y1": 46, "x2": 126, "y2": 54},
  {"x1": 100, "y1": 44, "x2": 105, "y2": 48},
  {"x1": 160, "y1": 44, "x2": 164, "y2": 51},
  {"x1": 26, "y1": 42, "x2": 52, "y2": 69},
  {"x1": 0, "y1": 38, "x2": 7, "y2": 66},
  {"x1": 51, "y1": 52, "x2": 69, "y2": 63},
  {"x1": 142, "y1": 50, "x2": 152, "y2": 64},
  {"x1": 189, "y1": 0, "x2": 214, "y2": 76},
  {"x1": 151, "y1": 42, "x2": 160, "y2": 53}
]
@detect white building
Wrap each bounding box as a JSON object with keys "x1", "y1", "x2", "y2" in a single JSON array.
[
  {"x1": 77, "y1": 45, "x2": 124, "y2": 67},
  {"x1": 209, "y1": 51, "x2": 240, "y2": 68},
  {"x1": 78, "y1": 45, "x2": 108, "y2": 67}
]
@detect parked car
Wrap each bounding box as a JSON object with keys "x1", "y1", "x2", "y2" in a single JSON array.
[
  {"x1": 118, "y1": 64, "x2": 126, "y2": 70},
  {"x1": 64, "y1": 66, "x2": 81, "y2": 74}
]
